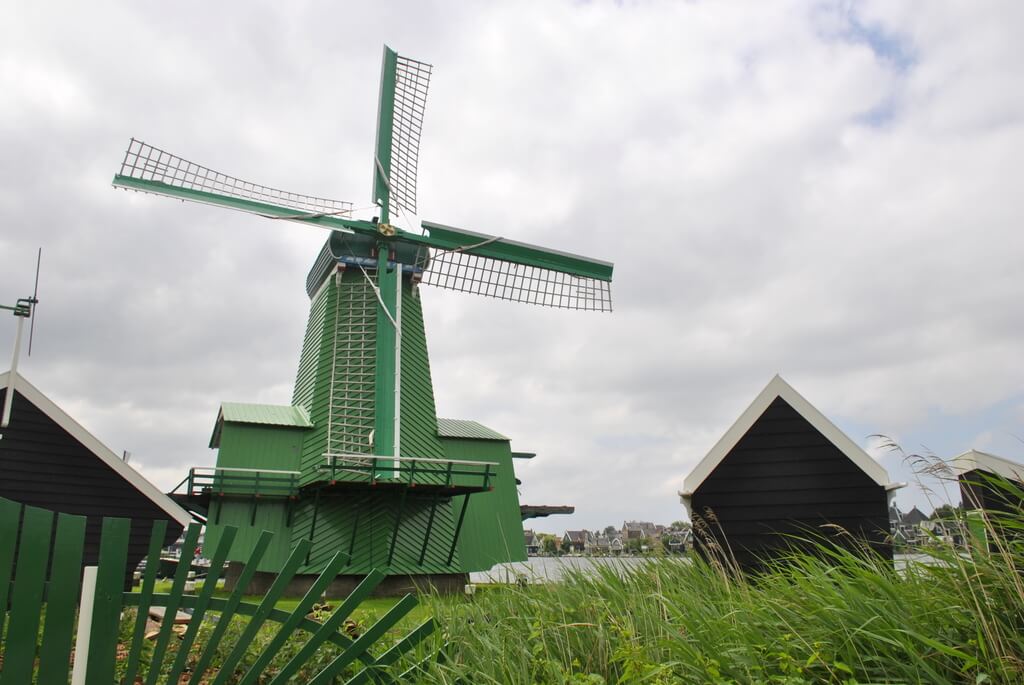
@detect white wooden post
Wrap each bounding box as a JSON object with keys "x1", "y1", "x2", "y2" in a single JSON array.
[
  {"x1": 1, "y1": 316, "x2": 24, "y2": 428},
  {"x1": 70, "y1": 566, "x2": 98, "y2": 685}
]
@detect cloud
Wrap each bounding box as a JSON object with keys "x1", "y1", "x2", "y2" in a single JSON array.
[{"x1": 2, "y1": 1, "x2": 1023, "y2": 534}]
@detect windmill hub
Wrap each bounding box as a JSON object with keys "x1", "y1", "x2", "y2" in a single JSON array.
[{"x1": 377, "y1": 223, "x2": 397, "y2": 237}]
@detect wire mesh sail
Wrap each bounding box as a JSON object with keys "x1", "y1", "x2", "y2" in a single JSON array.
[
  {"x1": 116, "y1": 139, "x2": 353, "y2": 218},
  {"x1": 417, "y1": 248, "x2": 613, "y2": 312},
  {"x1": 388, "y1": 55, "x2": 431, "y2": 215}
]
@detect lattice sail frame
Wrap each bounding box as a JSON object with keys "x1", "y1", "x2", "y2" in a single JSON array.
[
  {"x1": 416, "y1": 247, "x2": 613, "y2": 312},
  {"x1": 117, "y1": 139, "x2": 354, "y2": 218},
  {"x1": 387, "y1": 55, "x2": 432, "y2": 215}
]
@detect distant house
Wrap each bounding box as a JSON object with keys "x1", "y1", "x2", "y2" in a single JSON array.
[
  {"x1": 890, "y1": 505, "x2": 929, "y2": 546},
  {"x1": 681, "y1": 375, "x2": 902, "y2": 570},
  {"x1": 524, "y1": 529, "x2": 540, "y2": 555},
  {"x1": 621, "y1": 520, "x2": 660, "y2": 541},
  {"x1": 664, "y1": 529, "x2": 691, "y2": 554},
  {"x1": 562, "y1": 530, "x2": 590, "y2": 554},
  {"x1": 0, "y1": 371, "x2": 190, "y2": 581},
  {"x1": 901, "y1": 506, "x2": 929, "y2": 527},
  {"x1": 591, "y1": 534, "x2": 610, "y2": 555}
]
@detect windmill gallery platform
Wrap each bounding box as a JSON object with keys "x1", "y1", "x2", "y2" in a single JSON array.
[{"x1": 113, "y1": 45, "x2": 613, "y2": 595}]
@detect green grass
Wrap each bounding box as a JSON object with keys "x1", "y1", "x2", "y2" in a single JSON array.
[
  {"x1": 129, "y1": 475, "x2": 1024, "y2": 684},
  {"x1": 407, "y1": 480, "x2": 1024, "y2": 684},
  {"x1": 147, "y1": 579, "x2": 427, "y2": 621}
]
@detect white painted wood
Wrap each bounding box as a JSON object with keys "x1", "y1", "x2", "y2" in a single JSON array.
[
  {"x1": 951, "y1": 449, "x2": 1024, "y2": 482},
  {"x1": 70, "y1": 566, "x2": 98, "y2": 685},
  {"x1": 1, "y1": 317, "x2": 24, "y2": 428}
]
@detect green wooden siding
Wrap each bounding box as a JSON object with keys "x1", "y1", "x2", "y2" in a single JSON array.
[
  {"x1": 289, "y1": 490, "x2": 462, "y2": 575},
  {"x1": 398, "y1": 285, "x2": 447, "y2": 460},
  {"x1": 216, "y1": 424, "x2": 305, "y2": 472},
  {"x1": 293, "y1": 275, "x2": 331, "y2": 412},
  {"x1": 204, "y1": 500, "x2": 294, "y2": 573},
  {"x1": 445, "y1": 438, "x2": 527, "y2": 571},
  {"x1": 296, "y1": 269, "x2": 377, "y2": 485}
]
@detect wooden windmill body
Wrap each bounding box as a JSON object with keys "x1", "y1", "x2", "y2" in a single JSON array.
[{"x1": 113, "y1": 46, "x2": 613, "y2": 593}]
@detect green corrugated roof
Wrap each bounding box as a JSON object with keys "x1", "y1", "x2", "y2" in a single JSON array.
[
  {"x1": 437, "y1": 418, "x2": 508, "y2": 441},
  {"x1": 220, "y1": 403, "x2": 312, "y2": 428}
]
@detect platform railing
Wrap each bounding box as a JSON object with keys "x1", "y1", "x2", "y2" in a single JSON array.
[
  {"x1": 174, "y1": 466, "x2": 302, "y2": 498},
  {"x1": 320, "y1": 453, "x2": 497, "y2": 491}
]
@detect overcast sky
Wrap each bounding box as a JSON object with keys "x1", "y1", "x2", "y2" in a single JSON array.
[{"x1": 2, "y1": 1, "x2": 1022, "y2": 534}]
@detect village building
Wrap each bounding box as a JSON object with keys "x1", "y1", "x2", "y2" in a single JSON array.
[
  {"x1": 523, "y1": 529, "x2": 540, "y2": 556},
  {"x1": 562, "y1": 530, "x2": 591, "y2": 554}
]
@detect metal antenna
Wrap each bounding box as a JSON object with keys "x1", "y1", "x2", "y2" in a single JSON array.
[{"x1": 28, "y1": 248, "x2": 40, "y2": 356}]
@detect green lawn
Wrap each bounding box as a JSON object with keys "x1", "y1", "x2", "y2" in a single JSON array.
[{"x1": 143, "y1": 578, "x2": 438, "y2": 624}]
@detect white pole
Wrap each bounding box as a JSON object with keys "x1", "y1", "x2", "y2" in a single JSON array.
[
  {"x1": 70, "y1": 566, "x2": 98, "y2": 685},
  {"x1": 1, "y1": 316, "x2": 25, "y2": 428},
  {"x1": 393, "y1": 263, "x2": 402, "y2": 478}
]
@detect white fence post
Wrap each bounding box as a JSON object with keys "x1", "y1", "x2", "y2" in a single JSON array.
[{"x1": 70, "y1": 565, "x2": 98, "y2": 685}]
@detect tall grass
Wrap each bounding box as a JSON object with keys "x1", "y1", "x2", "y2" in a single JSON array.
[{"x1": 413, "y1": 480, "x2": 1024, "y2": 684}]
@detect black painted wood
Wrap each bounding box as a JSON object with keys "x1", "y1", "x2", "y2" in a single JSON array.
[
  {"x1": 692, "y1": 396, "x2": 891, "y2": 570},
  {"x1": 0, "y1": 390, "x2": 183, "y2": 581}
]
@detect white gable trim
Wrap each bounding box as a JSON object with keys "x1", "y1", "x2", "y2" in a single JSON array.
[
  {"x1": 951, "y1": 449, "x2": 1024, "y2": 482},
  {"x1": 0, "y1": 371, "x2": 191, "y2": 527},
  {"x1": 682, "y1": 375, "x2": 892, "y2": 496}
]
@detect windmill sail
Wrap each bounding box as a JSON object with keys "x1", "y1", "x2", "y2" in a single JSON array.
[
  {"x1": 373, "y1": 48, "x2": 432, "y2": 217},
  {"x1": 414, "y1": 221, "x2": 614, "y2": 312},
  {"x1": 113, "y1": 139, "x2": 354, "y2": 223}
]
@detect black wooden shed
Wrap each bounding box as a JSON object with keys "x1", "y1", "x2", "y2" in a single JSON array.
[
  {"x1": 681, "y1": 375, "x2": 901, "y2": 570},
  {"x1": 0, "y1": 370, "x2": 190, "y2": 576},
  {"x1": 952, "y1": 449, "x2": 1024, "y2": 513},
  {"x1": 952, "y1": 450, "x2": 1023, "y2": 552}
]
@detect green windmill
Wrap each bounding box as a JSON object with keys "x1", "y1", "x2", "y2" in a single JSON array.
[{"x1": 112, "y1": 46, "x2": 613, "y2": 594}]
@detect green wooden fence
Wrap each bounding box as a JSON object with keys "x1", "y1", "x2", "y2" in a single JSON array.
[{"x1": 0, "y1": 497, "x2": 436, "y2": 683}]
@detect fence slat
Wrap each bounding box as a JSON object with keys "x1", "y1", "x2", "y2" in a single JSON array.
[
  {"x1": 267, "y1": 569, "x2": 387, "y2": 685},
  {"x1": 37, "y1": 511, "x2": 87, "y2": 685},
  {"x1": 86, "y1": 515, "x2": 131, "y2": 685},
  {"x1": 0, "y1": 497, "x2": 22, "y2": 647},
  {"x1": 164, "y1": 525, "x2": 239, "y2": 685},
  {"x1": 344, "y1": 618, "x2": 436, "y2": 685},
  {"x1": 188, "y1": 530, "x2": 275, "y2": 685},
  {"x1": 209, "y1": 538, "x2": 313, "y2": 685},
  {"x1": 145, "y1": 522, "x2": 201, "y2": 685},
  {"x1": 121, "y1": 518, "x2": 168, "y2": 685},
  {"x1": 307, "y1": 594, "x2": 419, "y2": 685},
  {"x1": 237, "y1": 550, "x2": 350, "y2": 685},
  {"x1": 0, "y1": 504, "x2": 54, "y2": 685}
]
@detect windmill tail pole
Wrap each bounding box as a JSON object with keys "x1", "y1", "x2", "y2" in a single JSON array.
[{"x1": 2, "y1": 315, "x2": 25, "y2": 428}]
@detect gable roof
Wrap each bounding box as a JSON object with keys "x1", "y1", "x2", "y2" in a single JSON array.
[
  {"x1": 210, "y1": 402, "x2": 312, "y2": 447},
  {"x1": 682, "y1": 375, "x2": 893, "y2": 496},
  {"x1": 951, "y1": 449, "x2": 1024, "y2": 482},
  {"x1": 901, "y1": 505, "x2": 929, "y2": 525},
  {"x1": 436, "y1": 418, "x2": 508, "y2": 441},
  {"x1": 0, "y1": 371, "x2": 191, "y2": 527}
]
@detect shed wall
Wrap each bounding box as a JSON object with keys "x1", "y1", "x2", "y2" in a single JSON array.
[
  {"x1": 691, "y1": 397, "x2": 891, "y2": 569},
  {"x1": 0, "y1": 390, "x2": 183, "y2": 576}
]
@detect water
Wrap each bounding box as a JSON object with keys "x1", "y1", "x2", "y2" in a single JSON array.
[
  {"x1": 470, "y1": 556, "x2": 662, "y2": 584},
  {"x1": 470, "y1": 553, "x2": 940, "y2": 584}
]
